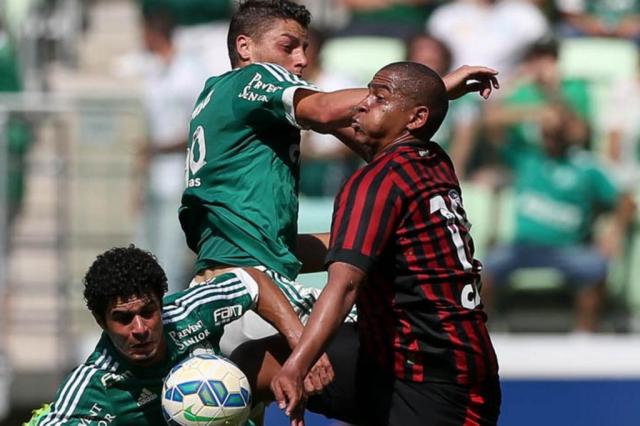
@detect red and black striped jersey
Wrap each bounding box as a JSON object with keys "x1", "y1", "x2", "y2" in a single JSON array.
[{"x1": 326, "y1": 140, "x2": 499, "y2": 385}]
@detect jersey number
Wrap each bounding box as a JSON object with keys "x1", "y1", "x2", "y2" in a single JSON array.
[
  {"x1": 429, "y1": 194, "x2": 480, "y2": 309},
  {"x1": 185, "y1": 125, "x2": 206, "y2": 187}
]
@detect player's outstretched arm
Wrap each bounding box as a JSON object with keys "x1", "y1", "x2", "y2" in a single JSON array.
[
  {"x1": 442, "y1": 65, "x2": 500, "y2": 100},
  {"x1": 243, "y1": 268, "x2": 335, "y2": 394},
  {"x1": 243, "y1": 268, "x2": 307, "y2": 349},
  {"x1": 270, "y1": 262, "x2": 366, "y2": 425}
]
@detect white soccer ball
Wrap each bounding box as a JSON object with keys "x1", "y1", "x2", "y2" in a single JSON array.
[{"x1": 162, "y1": 353, "x2": 252, "y2": 426}]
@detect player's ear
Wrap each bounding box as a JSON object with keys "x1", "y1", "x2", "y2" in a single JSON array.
[
  {"x1": 236, "y1": 34, "x2": 252, "y2": 63},
  {"x1": 407, "y1": 106, "x2": 429, "y2": 132}
]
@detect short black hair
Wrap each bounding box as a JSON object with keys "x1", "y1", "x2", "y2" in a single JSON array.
[
  {"x1": 381, "y1": 61, "x2": 449, "y2": 140},
  {"x1": 406, "y1": 33, "x2": 453, "y2": 74},
  {"x1": 227, "y1": 0, "x2": 311, "y2": 67},
  {"x1": 84, "y1": 245, "x2": 168, "y2": 321},
  {"x1": 524, "y1": 36, "x2": 559, "y2": 61},
  {"x1": 142, "y1": 7, "x2": 176, "y2": 40}
]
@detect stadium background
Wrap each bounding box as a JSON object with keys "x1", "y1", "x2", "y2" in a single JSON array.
[{"x1": 1, "y1": 0, "x2": 639, "y2": 425}]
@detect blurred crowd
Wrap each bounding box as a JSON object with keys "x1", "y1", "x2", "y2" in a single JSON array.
[{"x1": 1, "y1": 0, "x2": 640, "y2": 334}]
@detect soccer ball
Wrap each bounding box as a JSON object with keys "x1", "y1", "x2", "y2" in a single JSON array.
[{"x1": 162, "y1": 353, "x2": 252, "y2": 426}]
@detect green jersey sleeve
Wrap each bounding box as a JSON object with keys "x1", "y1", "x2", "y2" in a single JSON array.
[
  {"x1": 236, "y1": 62, "x2": 317, "y2": 129},
  {"x1": 34, "y1": 362, "x2": 115, "y2": 425},
  {"x1": 162, "y1": 269, "x2": 259, "y2": 333}
]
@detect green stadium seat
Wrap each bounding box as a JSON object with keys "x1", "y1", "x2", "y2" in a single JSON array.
[
  {"x1": 3, "y1": 0, "x2": 40, "y2": 37},
  {"x1": 320, "y1": 36, "x2": 407, "y2": 85},
  {"x1": 460, "y1": 181, "x2": 496, "y2": 260}
]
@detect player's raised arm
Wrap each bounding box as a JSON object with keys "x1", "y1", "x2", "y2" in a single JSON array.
[
  {"x1": 270, "y1": 262, "x2": 366, "y2": 422},
  {"x1": 443, "y1": 65, "x2": 500, "y2": 100},
  {"x1": 292, "y1": 65, "x2": 499, "y2": 162},
  {"x1": 242, "y1": 268, "x2": 335, "y2": 393}
]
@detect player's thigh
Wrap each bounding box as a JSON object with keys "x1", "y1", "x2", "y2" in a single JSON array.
[
  {"x1": 306, "y1": 324, "x2": 360, "y2": 424},
  {"x1": 229, "y1": 334, "x2": 289, "y2": 403},
  {"x1": 219, "y1": 310, "x2": 279, "y2": 356}
]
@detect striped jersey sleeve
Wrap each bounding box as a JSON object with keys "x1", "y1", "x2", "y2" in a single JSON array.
[
  {"x1": 162, "y1": 269, "x2": 259, "y2": 331},
  {"x1": 326, "y1": 154, "x2": 404, "y2": 272},
  {"x1": 35, "y1": 349, "x2": 118, "y2": 425}
]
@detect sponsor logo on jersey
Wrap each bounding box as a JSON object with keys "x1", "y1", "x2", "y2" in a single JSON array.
[
  {"x1": 100, "y1": 370, "x2": 133, "y2": 388},
  {"x1": 137, "y1": 388, "x2": 158, "y2": 407},
  {"x1": 213, "y1": 305, "x2": 243, "y2": 325},
  {"x1": 239, "y1": 73, "x2": 282, "y2": 102},
  {"x1": 168, "y1": 320, "x2": 212, "y2": 351}
]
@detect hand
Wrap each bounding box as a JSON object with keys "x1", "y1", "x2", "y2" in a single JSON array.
[
  {"x1": 443, "y1": 65, "x2": 500, "y2": 100},
  {"x1": 271, "y1": 364, "x2": 307, "y2": 426},
  {"x1": 303, "y1": 353, "x2": 334, "y2": 395}
]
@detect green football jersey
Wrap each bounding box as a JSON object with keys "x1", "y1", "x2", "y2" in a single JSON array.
[
  {"x1": 502, "y1": 143, "x2": 619, "y2": 245},
  {"x1": 180, "y1": 62, "x2": 317, "y2": 281},
  {"x1": 34, "y1": 271, "x2": 257, "y2": 425}
]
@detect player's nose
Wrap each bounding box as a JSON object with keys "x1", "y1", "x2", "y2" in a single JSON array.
[
  {"x1": 131, "y1": 316, "x2": 148, "y2": 336},
  {"x1": 296, "y1": 50, "x2": 308, "y2": 71}
]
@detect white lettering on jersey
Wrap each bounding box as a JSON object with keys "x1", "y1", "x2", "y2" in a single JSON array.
[
  {"x1": 192, "y1": 89, "x2": 214, "y2": 119},
  {"x1": 239, "y1": 73, "x2": 282, "y2": 102},
  {"x1": 187, "y1": 125, "x2": 207, "y2": 179},
  {"x1": 168, "y1": 320, "x2": 213, "y2": 351},
  {"x1": 213, "y1": 305, "x2": 243, "y2": 325},
  {"x1": 80, "y1": 404, "x2": 115, "y2": 425}
]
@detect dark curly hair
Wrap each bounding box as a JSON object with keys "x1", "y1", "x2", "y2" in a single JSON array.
[
  {"x1": 227, "y1": 0, "x2": 311, "y2": 67},
  {"x1": 84, "y1": 245, "x2": 168, "y2": 321}
]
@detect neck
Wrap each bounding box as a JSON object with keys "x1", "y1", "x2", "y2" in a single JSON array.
[{"x1": 373, "y1": 133, "x2": 422, "y2": 157}]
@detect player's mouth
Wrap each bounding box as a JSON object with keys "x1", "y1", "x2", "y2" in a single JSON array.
[
  {"x1": 351, "y1": 119, "x2": 363, "y2": 134},
  {"x1": 131, "y1": 341, "x2": 154, "y2": 352}
]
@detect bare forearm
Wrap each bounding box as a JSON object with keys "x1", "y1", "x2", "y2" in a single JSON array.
[
  {"x1": 330, "y1": 126, "x2": 373, "y2": 161},
  {"x1": 245, "y1": 268, "x2": 304, "y2": 349},
  {"x1": 295, "y1": 88, "x2": 367, "y2": 133},
  {"x1": 284, "y1": 263, "x2": 362, "y2": 375}
]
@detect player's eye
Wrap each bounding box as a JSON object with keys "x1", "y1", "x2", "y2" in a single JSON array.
[
  {"x1": 113, "y1": 313, "x2": 134, "y2": 324},
  {"x1": 140, "y1": 308, "x2": 156, "y2": 319}
]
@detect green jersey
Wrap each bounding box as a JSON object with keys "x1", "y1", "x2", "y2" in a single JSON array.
[
  {"x1": 34, "y1": 271, "x2": 258, "y2": 425},
  {"x1": 180, "y1": 63, "x2": 316, "y2": 280},
  {"x1": 503, "y1": 143, "x2": 619, "y2": 245},
  {"x1": 505, "y1": 78, "x2": 591, "y2": 148}
]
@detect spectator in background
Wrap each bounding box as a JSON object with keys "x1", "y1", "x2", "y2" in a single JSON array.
[
  {"x1": 482, "y1": 105, "x2": 636, "y2": 332},
  {"x1": 338, "y1": 0, "x2": 435, "y2": 39},
  {"x1": 0, "y1": 24, "x2": 32, "y2": 235},
  {"x1": 134, "y1": 9, "x2": 207, "y2": 294},
  {"x1": 0, "y1": 18, "x2": 30, "y2": 422},
  {"x1": 555, "y1": 0, "x2": 640, "y2": 43},
  {"x1": 407, "y1": 33, "x2": 482, "y2": 179},
  {"x1": 138, "y1": 0, "x2": 232, "y2": 75},
  {"x1": 482, "y1": 37, "x2": 591, "y2": 187},
  {"x1": 427, "y1": 0, "x2": 549, "y2": 79},
  {"x1": 300, "y1": 28, "x2": 361, "y2": 197},
  {"x1": 603, "y1": 51, "x2": 640, "y2": 190}
]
